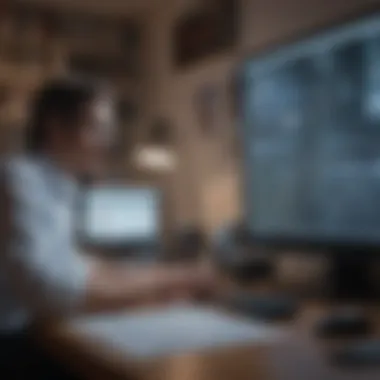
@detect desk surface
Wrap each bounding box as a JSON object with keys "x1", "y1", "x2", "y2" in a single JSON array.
[
  {"x1": 39, "y1": 303, "x2": 380, "y2": 380},
  {"x1": 40, "y1": 305, "x2": 275, "y2": 380}
]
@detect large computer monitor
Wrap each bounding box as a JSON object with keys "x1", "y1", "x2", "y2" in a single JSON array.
[
  {"x1": 78, "y1": 184, "x2": 162, "y2": 255},
  {"x1": 240, "y1": 12, "x2": 380, "y2": 250},
  {"x1": 239, "y1": 12, "x2": 380, "y2": 297}
]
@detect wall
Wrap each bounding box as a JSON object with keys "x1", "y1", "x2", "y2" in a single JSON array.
[{"x1": 145, "y1": 0, "x2": 380, "y2": 234}]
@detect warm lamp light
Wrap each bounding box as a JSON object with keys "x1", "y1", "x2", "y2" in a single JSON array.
[
  {"x1": 133, "y1": 145, "x2": 177, "y2": 172},
  {"x1": 134, "y1": 117, "x2": 177, "y2": 173}
]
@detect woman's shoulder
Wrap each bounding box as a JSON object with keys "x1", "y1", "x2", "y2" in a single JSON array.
[{"x1": 0, "y1": 154, "x2": 46, "y2": 196}]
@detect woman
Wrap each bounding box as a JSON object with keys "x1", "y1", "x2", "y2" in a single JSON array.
[{"x1": 0, "y1": 78, "x2": 213, "y2": 379}]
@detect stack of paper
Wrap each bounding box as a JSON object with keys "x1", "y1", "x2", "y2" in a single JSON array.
[{"x1": 71, "y1": 305, "x2": 281, "y2": 359}]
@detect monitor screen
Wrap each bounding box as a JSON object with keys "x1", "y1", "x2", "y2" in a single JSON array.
[
  {"x1": 79, "y1": 185, "x2": 161, "y2": 249},
  {"x1": 241, "y1": 13, "x2": 380, "y2": 246}
]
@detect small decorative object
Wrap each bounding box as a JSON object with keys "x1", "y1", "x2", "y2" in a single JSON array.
[
  {"x1": 194, "y1": 84, "x2": 220, "y2": 135},
  {"x1": 174, "y1": 0, "x2": 238, "y2": 67}
]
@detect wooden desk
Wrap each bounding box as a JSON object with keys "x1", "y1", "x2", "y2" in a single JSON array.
[
  {"x1": 38, "y1": 304, "x2": 380, "y2": 380},
  {"x1": 39, "y1": 312, "x2": 272, "y2": 380}
]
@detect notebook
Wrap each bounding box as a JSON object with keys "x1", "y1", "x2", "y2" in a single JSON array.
[{"x1": 70, "y1": 305, "x2": 281, "y2": 359}]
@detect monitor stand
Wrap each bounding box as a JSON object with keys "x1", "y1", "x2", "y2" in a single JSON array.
[{"x1": 315, "y1": 250, "x2": 375, "y2": 339}]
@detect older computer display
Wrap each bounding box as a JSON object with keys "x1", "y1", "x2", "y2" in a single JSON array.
[{"x1": 80, "y1": 185, "x2": 161, "y2": 250}]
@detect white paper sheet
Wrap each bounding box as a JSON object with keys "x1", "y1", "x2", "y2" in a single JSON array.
[{"x1": 71, "y1": 305, "x2": 280, "y2": 359}]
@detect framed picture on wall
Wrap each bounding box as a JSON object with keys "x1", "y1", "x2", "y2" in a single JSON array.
[{"x1": 174, "y1": 0, "x2": 238, "y2": 68}]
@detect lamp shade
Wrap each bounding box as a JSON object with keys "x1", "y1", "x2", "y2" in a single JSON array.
[
  {"x1": 133, "y1": 145, "x2": 177, "y2": 172},
  {"x1": 133, "y1": 117, "x2": 177, "y2": 172}
]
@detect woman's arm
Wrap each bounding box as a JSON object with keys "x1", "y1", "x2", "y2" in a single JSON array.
[
  {"x1": 82, "y1": 259, "x2": 209, "y2": 313},
  {"x1": 0, "y1": 164, "x2": 212, "y2": 317}
]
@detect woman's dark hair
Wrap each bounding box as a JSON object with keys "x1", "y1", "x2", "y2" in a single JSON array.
[{"x1": 26, "y1": 77, "x2": 99, "y2": 152}]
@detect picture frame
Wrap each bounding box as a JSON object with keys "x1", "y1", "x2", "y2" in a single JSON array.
[{"x1": 174, "y1": 0, "x2": 238, "y2": 68}]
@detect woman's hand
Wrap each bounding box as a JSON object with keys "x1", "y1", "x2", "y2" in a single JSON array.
[
  {"x1": 163, "y1": 261, "x2": 219, "y2": 303},
  {"x1": 84, "y1": 258, "x2": 220, "y2": 313}
]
